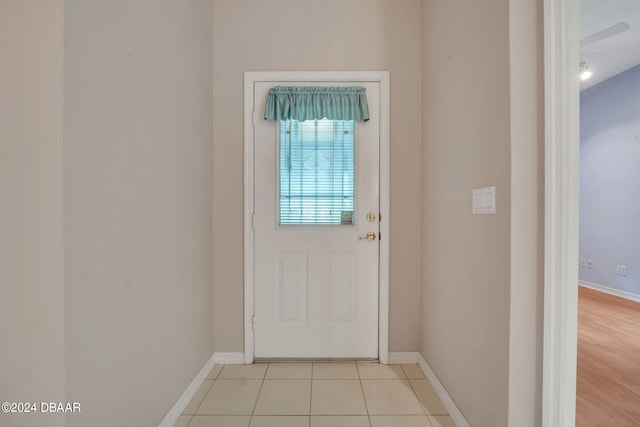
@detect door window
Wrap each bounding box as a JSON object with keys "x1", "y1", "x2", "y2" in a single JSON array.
[{"x1": 278, "y1": 119, "x2": 356, "y2": 225}]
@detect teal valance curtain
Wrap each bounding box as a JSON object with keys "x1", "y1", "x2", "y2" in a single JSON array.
[{"x1": 264, "y1": 86, "x2": 369, "y2": 122}]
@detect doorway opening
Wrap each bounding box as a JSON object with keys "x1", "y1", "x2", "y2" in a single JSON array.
[{"x1": 243, "y1": 71, "x2": 390, "y2": 364}]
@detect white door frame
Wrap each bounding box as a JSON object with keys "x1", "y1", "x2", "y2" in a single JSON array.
[
  {"x1": 243, "y1": 71, "x2": 390, "y2": 364},
  {"x1": 543, "y1": 0, "x2": 580, "y2": 425}
]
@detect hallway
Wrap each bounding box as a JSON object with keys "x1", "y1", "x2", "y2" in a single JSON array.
[
  {"x1": 1, "y1": 1, "x2": 544, "y2": 426},
  {"x1": 174, "y1": 363, "x2": 454, "y2": 427}
]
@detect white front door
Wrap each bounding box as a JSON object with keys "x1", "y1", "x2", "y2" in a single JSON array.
[{"x1": 253, "y1": 81, "x2": 380, "y2": 358}]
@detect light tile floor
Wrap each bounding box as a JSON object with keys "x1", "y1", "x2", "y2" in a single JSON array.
[{"x1": 175, "y1": 362, "x2": 455, "y2": 427}]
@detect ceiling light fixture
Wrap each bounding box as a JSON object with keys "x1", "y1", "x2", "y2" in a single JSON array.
[{"x1": 580, "y1": 62, "x2": 592, "y2": 81}]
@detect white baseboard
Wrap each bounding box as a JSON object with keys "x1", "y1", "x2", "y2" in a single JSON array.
[
  {"x1": 580, "y1": 281, "x2": 640, "y2": 303},
  {"x1": 158, "y1": 352, "x2": 216, "y2": 427},
  {"x1": 389, "y1": 351, "x2": 470, "y2": 427},
  {"x1": 388, "y1": 352, "x2": 419, "y2": 364},
  {"x1": 158, "y1": 352, "x2": 246, "y2": 427},
  {"x1": 214, "y1": 352, "x2": 246, "y2": 365},
  {"x1": 417, "y1": 353, "x2": 470, "y2": 427}
]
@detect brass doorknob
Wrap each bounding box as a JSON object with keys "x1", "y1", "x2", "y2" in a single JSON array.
[{"x1": 358, "y1": 232, "x2": 376, "y2": 242}]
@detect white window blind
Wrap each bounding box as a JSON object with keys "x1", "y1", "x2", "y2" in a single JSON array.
[{"x1": 279, "y1": 119, "x2": 355, "y2": 225}]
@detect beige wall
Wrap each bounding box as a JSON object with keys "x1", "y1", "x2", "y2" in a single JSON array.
[
  {"x1": 213, "y1": 0, "x2": 423, "y2": 352},
  {"x1": 420, "y1": 0, "x2": 544, "y2": 426},
  {"x1": 0, "y1": 2, "x2": 66, "y2": 426},
  {"x1": 63, "y1": 1, "x2": 214, "y2": 425},
  {"x1": 421, "y1": 0, "x2": 512, "y2": 426}
]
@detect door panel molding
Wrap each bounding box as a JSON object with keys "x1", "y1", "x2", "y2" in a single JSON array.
[{"x1": 243, "y1": 71, "x2": 390, "y2": 364}]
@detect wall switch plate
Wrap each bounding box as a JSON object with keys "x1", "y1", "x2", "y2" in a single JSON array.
[
  {"x1": 580, "y1": 259, "x2": 587, "y2": 268},
  {"x1": 472, "y1": 186, "x2": 496, "y2": 214},
  {"x1": 616, "y1": 265, "x2": 628, "y2": 276},
  {"x1": 587, "y1": 260, "x2": 593, "y2": 269}
]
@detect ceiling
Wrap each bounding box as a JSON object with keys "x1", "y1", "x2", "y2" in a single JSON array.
[{"x1": 580, "y1": 0, "x2": 640, "y2": 90}]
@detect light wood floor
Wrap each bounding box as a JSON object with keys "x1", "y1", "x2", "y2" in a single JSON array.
[{"x1": 577, "y1": 286, "x2": 640, "y2": 426}]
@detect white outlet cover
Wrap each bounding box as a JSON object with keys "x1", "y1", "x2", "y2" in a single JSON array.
[
  {"x1": 472, "y1": 186, "x2": 496, "y2": 214},
  {"x1": 616, "y1": 265, "x2": 628, "y2": 276}
]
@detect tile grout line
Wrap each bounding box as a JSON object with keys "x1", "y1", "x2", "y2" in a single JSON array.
[
  {"x1": 184, "y1": 364, "x2": 223, "y2": 425},
  {"x1": 403, "y1": 364, "x2": 451, "y2": 419},
  {"x1": 249, "y1": 363, "x2": 268, "y2": 424},
  {"x1": 309, "y1": 363, "x2": 314, "y2": 427},
  {"x1": 404, "y1": 365, "x2": 436, "y2": 426},
  {"x1": 356, "y1": 363, "x2": 373, "y2": 427},
  {"x1": 403, "y1": 365, "x2": 431, "y2": 419},
  {"x1": 188, "y1": 368, "x2": 217, "y2": 418}
]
